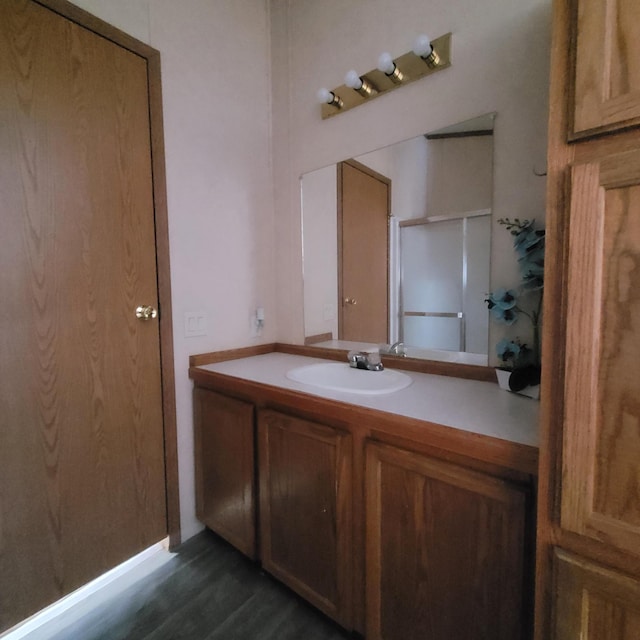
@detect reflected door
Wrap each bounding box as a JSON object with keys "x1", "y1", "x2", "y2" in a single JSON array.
[
  {"x1": 400, "y1": 215, "x2": 490, "y2": 353},
  {"x1": 339, "y1": 160, "x2": 389, "y2": 343}
]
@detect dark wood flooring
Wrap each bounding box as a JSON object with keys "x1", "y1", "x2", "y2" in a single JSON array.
[{"x1": 47, "y1": 530, "x2": 353, "y2": 640}]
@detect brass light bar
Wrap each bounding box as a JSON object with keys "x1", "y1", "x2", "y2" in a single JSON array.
[{"x1": 320, "y1": 32, "x2": 452, "y2": 120}]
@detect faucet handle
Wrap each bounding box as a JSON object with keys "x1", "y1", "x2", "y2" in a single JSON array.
[{"x1": 347, "y1": 350, "x2": 384, "y2": 371}]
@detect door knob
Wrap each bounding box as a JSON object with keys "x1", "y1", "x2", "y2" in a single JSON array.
[
  {"x1": 135, "y1": 305, "x2": 158, "y2": 320},
  {"x1": 344, "y1": 297, "x2": 358, "y2": 305}
]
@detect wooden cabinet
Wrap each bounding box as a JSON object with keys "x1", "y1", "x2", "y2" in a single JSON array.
[
  {"x1": 190, "y1": 370, "x2": 535, "y2": 636},
  {"x1": 562, "y1": 149, "x2": 640, "y2": 557},
  {"x1": 553, "y1": 550, "x2": 640, "y2": 640},
  {"x1": 535, "y1": 1, "x2": 640, "y2": 638},
  {"x1": 193, "y1": 388, "x2": 256, "y2": 558},
  {"x1": 257, "y1": 409, "x2": 352, "y2": 628},
  {"x1": 571, "y1": 0, "x2": 640, "y2": 138},
  {"x1": 365, "y1": 441, "x2": 529, "y2": 640}
]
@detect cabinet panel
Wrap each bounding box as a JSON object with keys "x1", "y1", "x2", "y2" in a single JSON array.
[
  {"x1": 554, "y1": 549, "x2": 640, "y2": 639},
  {"x1": 366, "y1": 441, "x2": 528, "y2": 640},
  {"x1": 562, "y1": 150, "x2": 640, "y2": 557},
  {"x1": 572, "y1": 0, "x2": 640, "y2": 137},
  {"x1": 193, "y1": 388, "x2": 256, "y2": 558},
  {"x1": 258, "y1": 409, "x2": 352, "y2": 627}
]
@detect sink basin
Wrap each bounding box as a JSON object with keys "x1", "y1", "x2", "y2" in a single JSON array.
[{"x1": 286, "y1": 362, "x2": 412, "y2": 395}]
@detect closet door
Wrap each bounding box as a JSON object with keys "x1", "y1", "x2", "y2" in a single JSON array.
[{"x1": 0, "y1": 0, "x2": 168, "y2": 630}]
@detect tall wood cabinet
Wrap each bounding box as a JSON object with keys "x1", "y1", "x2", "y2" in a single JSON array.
[{"x1": 536, "y1": 1, "x2": 640, "y2": 638}]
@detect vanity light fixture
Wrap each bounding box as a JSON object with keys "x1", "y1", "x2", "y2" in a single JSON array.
[
  {"x1": 377, "y1": 52, "x2": 404, "y2": 83},
  {"x1": 412, "y1": 34, "x2": 440, "y2": 68},
  {"x1": 318, "y1": 31, "x2": 452, "y2": 120},
  {"x1": 317, "y1": 87, "x2": 344, "y2": 109},
  {"x1": 344, "y1": 69, "x2": 377, "y2": 97}
]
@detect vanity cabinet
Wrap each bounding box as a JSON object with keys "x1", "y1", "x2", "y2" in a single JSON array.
[
  {"x1": 365, "y1": 441, "x2": 529, "y2": 640},
  {"x1": 193, "y1": 388, "x2": 256, "y2": 558},
  {"x1": 190, "y1": 355, "x2": 537, "y2": 637},
  {"x1": 257, "y1": 409, "x2": 353, "y2": 627},
  {"x1": 535, "y1": 1, "x2": 640, "y2": 638}
]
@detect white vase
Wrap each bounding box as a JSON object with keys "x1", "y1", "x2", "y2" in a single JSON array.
[{"x1": 495, "y1": 369, "x2": 540, "y2": 400}]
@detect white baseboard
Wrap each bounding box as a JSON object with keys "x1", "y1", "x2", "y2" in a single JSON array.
[{"x1": 2, "y1": 538, "x2": 173, "y2": 640}]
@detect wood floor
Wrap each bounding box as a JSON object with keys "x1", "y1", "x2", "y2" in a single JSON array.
[{"x1": 42, "y1": 530, "x2": 353, "y2": 640}]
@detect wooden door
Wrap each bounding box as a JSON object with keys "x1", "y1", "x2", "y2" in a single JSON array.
[
  {"x1": 258, "y1": 409, "x2": 352, "y2": 628},
  {"x1": 194, "y1": 388, "x2": 256, "y2": 558},
  {"x1": 0, "y1": 0, "x2": 172, "y2": 630},
  {"x1": 571, "y1": 0, "x2": 640, "y2": 138},
  {"x1": 338, "y1": 160, "x2": 389, "y2": 343},
  {"x1": 365, "y1": 441, "x2": 528, "y2": 640}
]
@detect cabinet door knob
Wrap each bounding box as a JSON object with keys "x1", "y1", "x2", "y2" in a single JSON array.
[
  {"x1": 344, "y1": 297, "x2": 358, "y2": 305},
  {"x1": 135, "y1": 305, "x2": 158, "y2": 320}
]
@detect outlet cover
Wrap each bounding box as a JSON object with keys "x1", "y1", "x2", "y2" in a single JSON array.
[{"x1": 184, "y1": 312, "x2": 207, "y2": 337}]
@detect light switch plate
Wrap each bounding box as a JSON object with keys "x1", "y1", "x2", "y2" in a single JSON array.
[{"x1": 184, "y1": 312, "x2": 207, "y2": 337}]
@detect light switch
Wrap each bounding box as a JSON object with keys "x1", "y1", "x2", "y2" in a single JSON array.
[{"x1": 184, "y1": 312, "x2": 207, "y2": 337}]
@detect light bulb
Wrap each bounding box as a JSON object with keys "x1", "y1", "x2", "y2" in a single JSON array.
[
  {"x1": 412, "y1": 34, "x2": 433, "y2": 58},
  {"x1": 345, "y1": 69, "x2": 363, "y2": 90},
  {"x1": 377, "y1": 52, "x2": 404, "y2": 83},
  {"x1": 317, "y1": 88, "x2": 333, "y2": 104},
  {"x1": 413, "y1": 33, "x2": 440, "y2": 68},
  {"x1": 316, "y1": 87, "x2": 343, "y2": 108},
  {"x1": 377, "y1": 52, "x2": 396, "y2": 76}
]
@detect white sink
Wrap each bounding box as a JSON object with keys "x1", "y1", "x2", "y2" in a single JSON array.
[{"x1": 286, "y1": 362, "x2": 412, "y2": 395}]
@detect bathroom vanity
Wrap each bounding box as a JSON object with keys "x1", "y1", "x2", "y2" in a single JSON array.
[{"x1": 190, "y1": 345, "x2": 538, "y2": 639}]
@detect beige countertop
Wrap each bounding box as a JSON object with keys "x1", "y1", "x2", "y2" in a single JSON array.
[{"x1": 196, "y1": 352, "x2": 539, "y2": 448}]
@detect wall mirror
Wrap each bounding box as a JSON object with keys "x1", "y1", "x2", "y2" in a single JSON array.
[{"x1": 301, "y1": 113, "x2": 495, "y2": 366}]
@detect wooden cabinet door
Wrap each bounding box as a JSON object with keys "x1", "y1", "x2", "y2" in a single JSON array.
[
  {"x1": 365, "y1": 441, "x2": 528, "y2": 640},
  {"x1": 571, "y1": 0, "x2": 640, "y2": 138},
  {"x1": 258, "y1": 409, "x2": 352, "y2": 628},
  {"x1": 194, "y1": 388, "x2": 256, "y2": 558},
  {"x1": 561, "y1": 150, "x2": 640, "y2": 557},
  {"x1": 554, "y1": 549, "x2": 640, "y2": 639}
]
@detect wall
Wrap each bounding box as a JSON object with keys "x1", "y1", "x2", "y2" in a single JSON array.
[
  {"x1": 271, "y1": 0, "x2": 551, "y2": 363},
  {"x1": 67, "y1": 0, "x2": 550, "y2": 543},
  {"x1": 301, "y1": 166, "x2": 338, "y2": 339},
  {"x1": 72, "y1": 0, "x2": 276, "y2": 541}
]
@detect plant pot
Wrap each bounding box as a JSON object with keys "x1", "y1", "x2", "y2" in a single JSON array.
[{"x1": 495, "y1": 368, "x2": 540, "y2": 400}]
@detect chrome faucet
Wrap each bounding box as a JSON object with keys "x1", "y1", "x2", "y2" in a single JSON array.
[
  {"x1": 347, "y1": 350, "x2": 384, "y2": 371},
  {"x1": 382, "y1": 341, "x2": 406, "y2": 356}
]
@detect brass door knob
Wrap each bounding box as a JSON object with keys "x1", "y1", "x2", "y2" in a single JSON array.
[
  {"x1": 344, "y1": 297, "x2": 358, "y2": 305},
  {"x1": 135, "y1": 305, "x2": 158, "y2": 320}
]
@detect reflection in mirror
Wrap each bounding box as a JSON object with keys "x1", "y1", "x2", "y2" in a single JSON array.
[{"x1": 301, "y1": 113, "x2": 495, "y2": 366}]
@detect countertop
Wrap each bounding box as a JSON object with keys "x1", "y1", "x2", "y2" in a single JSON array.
[{"x1": 195, "y1": 352, "x2": 539, "y2": 448}]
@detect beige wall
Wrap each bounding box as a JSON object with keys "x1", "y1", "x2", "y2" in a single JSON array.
[
  {"x1": 271, "y1": 0, "x2": 551, "y2": 359},
  {"x1": 72, "y1": 0, "x2": 275, "y2": 540},
  {"x1": 69, "y1": 0, "x2": 550, "y2": 542}
]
